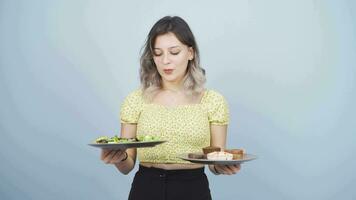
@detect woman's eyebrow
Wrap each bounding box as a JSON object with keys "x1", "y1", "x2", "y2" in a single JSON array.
[
  {"x1": 169, "y1": 46, "x2": 180, "y2": 49},
  {"x1": 154, "y1": 45, "x2": 181, "y2": 50}
]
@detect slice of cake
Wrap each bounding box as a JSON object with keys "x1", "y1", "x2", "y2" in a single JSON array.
[
  {"x1": 188, "y1": 153, "x2": 206, "y2": 159},
  {"x1": 202, "y1": 146, "x2": 221, "y2": 154},
  {"x1": 207, "y1": 151, "x2": 233, "y2": 160},
  {"x1": 225, "y1": 149, "x2": 245, "y2": 159}
]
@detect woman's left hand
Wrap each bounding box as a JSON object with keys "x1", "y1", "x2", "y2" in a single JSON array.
[{"x1": 214, "y1": 164, "x2": 241, "y2": 175}]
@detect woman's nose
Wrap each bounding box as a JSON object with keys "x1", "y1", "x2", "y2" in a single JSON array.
[{"x1": 162, "y1": 53, "x2": 171, "y2": 64}]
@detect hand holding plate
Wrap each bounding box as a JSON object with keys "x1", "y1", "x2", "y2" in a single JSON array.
[
  {"x1": 214, "y1": 164, "x2": 241, "y2": 175},
  {"x1": 101, "y1": 149, "x2": 128, "y2": 164}
]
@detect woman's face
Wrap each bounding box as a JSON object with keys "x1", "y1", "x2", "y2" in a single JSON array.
[{"x1": 153, "y1": 32, "x2": 194, "y2": 85}]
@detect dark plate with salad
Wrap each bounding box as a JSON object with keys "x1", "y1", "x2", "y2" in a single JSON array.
[{"x1": 88, "y1": 135, "x2": 166, "y2": 150}]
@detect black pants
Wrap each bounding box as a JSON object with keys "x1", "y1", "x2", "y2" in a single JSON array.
[{"x1": 128, "y1": 165, "x2": 212, "y2": 200}]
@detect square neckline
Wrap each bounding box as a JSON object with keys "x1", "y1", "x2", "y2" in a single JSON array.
[{"x1": 146, "y1": 90, "x2": 209, "y2": 109}]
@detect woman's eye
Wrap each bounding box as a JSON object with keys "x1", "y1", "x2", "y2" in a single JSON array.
[
  {"x1": 171, "y1": 51, "x2": 180, "y2": 55},
  {"x1": 153, "y1": 52, "x2": 162, "y2": 56}
]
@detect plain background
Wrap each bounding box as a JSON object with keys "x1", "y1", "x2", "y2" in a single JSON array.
[{"x1": 1, "y1": 0, "x2": 355, "y2": 199}]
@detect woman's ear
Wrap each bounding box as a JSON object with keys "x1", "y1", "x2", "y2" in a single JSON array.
[{"x1": 188, "y1": 47, "x2": 194, "y2": 60}]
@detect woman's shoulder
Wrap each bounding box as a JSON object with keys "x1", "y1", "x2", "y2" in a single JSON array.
[
  {"x1": 120, "y1": 88, "x2": 144, "y2": 123},
  {"x1": 203, "y1": 89, "x2": 229, "y2": 124},
  {"x1": 123, "y1": 88, "x2": 144, "y2": 103},
  {"x1": 202, "y1": 89, "x2": 226, "y2": 102}
]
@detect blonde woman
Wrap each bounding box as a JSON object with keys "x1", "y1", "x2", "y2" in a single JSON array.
[{"x1": 101, "y1": 16, "x2": 241, "y2": 200}]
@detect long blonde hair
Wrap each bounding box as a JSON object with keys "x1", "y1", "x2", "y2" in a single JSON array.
[{"x1": 139, "y1": 16, "x2": 206, "y2": 102}]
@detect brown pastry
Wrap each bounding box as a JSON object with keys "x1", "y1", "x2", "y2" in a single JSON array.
[
  {"x1": 188, "y1": 153, "x2": 206, "y2": 159},
  {"x1": 225, "y1": 149, "x2": 245, "y2": 159},
  {"x1": 202, "y1": 146, "x2": 221, "y2": 154}
]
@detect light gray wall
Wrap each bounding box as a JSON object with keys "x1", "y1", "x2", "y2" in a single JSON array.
[{"x1": 1, "y1": 0, "x2": 355, "y2": 199}]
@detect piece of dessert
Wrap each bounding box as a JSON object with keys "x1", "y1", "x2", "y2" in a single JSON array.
[
  {"x1": 225, "y1": 149, "x2": 245, "y2": 159},
  {"x1": 202, "y1": 146, "x2": 221, "y2": 154},
  {"x1": 188, "y1": 153, "x2": 206, "y2": 159},
  {"x1": 207, "y1": 151, "x2": 233, "y2": 160}
]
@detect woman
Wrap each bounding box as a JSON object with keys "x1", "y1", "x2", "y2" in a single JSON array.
[{"x1": 101, "y1": 16, "x2": 241, "y2": 200}]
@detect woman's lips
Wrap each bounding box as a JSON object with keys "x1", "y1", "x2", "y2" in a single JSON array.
[{"x1": 163, "y1": 69, "x2": 174, "y2": 75}]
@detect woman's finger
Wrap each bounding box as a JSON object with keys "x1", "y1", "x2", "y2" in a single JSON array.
[
  {"x1": 234, "y1": 164, "x2": 241, "y2": 171},
  {"x1": 224, "y1": 165, "x2": 235, "y2": 174},
  {"x1": 222, "y1": 166, "x2": 233, "y2": 175},
  {"x1": 215, "y1": 164, "x2": 241, "y2": 175},
  {"x1": 103, "y1": 150, "x2": 118, "y2": 164},
  {"x1": 101, "y1": 149, "x2": 112, "y2": 160},
  {"x1": 225, "y1": 164, "x2": 240, "y2": 174},
  {"x1": 110, "y1": 151, "x2": 127, "y2": 164},
  {"x1": 216, "y1": 165, "x2": 233, "y2": 175}
]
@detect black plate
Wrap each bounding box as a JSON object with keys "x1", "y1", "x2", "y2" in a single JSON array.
[
  {"x1": 88, "y1": 141, "x2": 166, "y2": 150},
  {"x1": 178, "y1": 152, "x2": 257, "y2": 165}
]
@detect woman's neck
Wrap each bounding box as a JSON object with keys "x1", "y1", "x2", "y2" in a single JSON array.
[{"x1": 162, "y1": 81, "x2": 184, "y2": 92}]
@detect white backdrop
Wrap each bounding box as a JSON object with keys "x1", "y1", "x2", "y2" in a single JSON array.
[{"x1": 1, "y1": 0, "x2": 355, "y2": 199}]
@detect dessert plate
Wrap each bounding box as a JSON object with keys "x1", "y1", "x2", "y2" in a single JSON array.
[
  {"x1": 88, "y1": 141, "x2": 166, "y2": 150},
  {"x1": 178, "y1": 152, "x2": 257, "y2": 165}
]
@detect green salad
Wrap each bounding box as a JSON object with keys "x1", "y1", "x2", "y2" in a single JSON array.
[{"x1": 94, "y1": 135, "x2": 160, "y2": 144}]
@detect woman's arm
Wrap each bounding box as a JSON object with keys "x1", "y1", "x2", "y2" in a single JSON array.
[
  {"x1": 208, "y1": 124, "x2": 241, "y2": 175},
  {"x1": 101, "y1": 123, "x2": 137, "y2": 175},
  {"x1": 208, "y1": 124, "x2": 227, "y2": 174},
  {"x1": 114, "y1": 123, "x2": 137, "y2": 174}
]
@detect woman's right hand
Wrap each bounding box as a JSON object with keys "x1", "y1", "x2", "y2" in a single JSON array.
[{"x1": 101, "y1": 149, "x2": 128, "y2": 165}]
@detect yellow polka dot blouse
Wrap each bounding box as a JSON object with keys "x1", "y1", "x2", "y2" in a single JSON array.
[{"x1": 120, "y1": 89, "x2": 229, "y2": 164}]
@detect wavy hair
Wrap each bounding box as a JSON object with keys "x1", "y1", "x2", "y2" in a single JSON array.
[{"x1": 139, "y1": 16, "x2": 206, "y2": 102}]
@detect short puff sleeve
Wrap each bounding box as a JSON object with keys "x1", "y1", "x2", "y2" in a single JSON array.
[
  {"x1": 120, "y1": 89, "x2": 144, "y2": 124},
  {"x1": 206, "y1": 90, "x2": 230, "y2": 125}
]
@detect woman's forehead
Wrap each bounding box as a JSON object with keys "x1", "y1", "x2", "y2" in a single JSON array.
[{"x1": 154, "y1": 33, "x2": 185, "y2": 49}]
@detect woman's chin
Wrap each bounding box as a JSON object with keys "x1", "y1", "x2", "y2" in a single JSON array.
[{"x1": 162, "y1": 76, "x2": 178, "y2": 83}]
